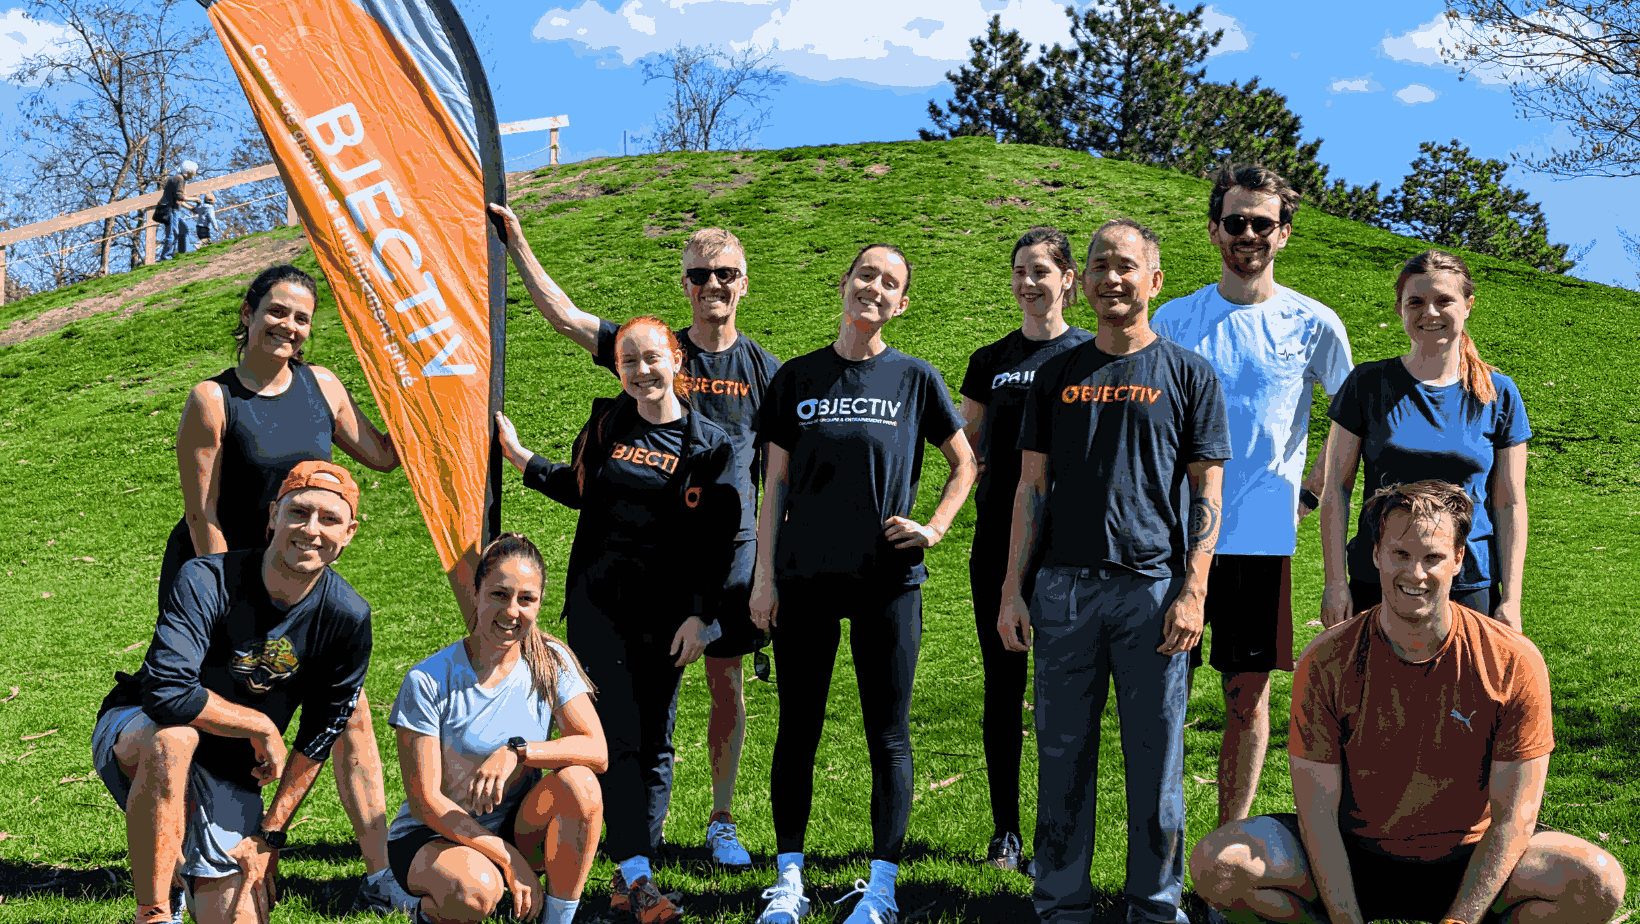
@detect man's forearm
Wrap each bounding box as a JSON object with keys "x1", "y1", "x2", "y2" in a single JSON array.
[
  {"x1": 1003, "y1": 481, "x2": 1045, "y2": 597},
  {"x1": 1445, "y1": 820, "x2": 1534, "y2": 923},
  {"x1": 189, "y1": 690, "x2": 279, "y2": 743},
  {"x1": 1297, "y1": 809, "x2": 1366, "y2": 924},
  {"x1": 262, "y1": 752, "x2": 326, "y2": 831}
]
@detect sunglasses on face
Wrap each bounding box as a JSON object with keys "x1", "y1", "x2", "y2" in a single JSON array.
[
  {"x1": 752, "y1": 633, "x2": 774, "y2": 683},
  {"x1": 1218, "y1": 214, "x2": 1281, "y2": 237},
  {"x1": 685, "y1": 266, "x2": 742, "y2": 286}
]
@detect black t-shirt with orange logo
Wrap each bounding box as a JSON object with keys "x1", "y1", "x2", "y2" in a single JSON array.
[
  {"x1": 1018, "y1": 338, "x2": 1229, "y2": 577},
  {"x1": 754, "y1": 345, "x2": 966, "y2": 586},
  {"x1": 595, "y1": 320, "x2": 781, "y2": 541},
  {"x1": 598, "y1": 415, "x2": 687, "y2": 554}
]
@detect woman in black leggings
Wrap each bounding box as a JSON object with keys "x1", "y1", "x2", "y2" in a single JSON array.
[
  {"x1": 956, "y1": 227, "x2": 1090, "y2": 871},
  {"x1": 748, "y1": 243, "x2": 976, "y2": 924}
]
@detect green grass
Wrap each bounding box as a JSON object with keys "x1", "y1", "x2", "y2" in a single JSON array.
[{"x1": 0, "y1": 136, "x2": 1635, "y2": 922}]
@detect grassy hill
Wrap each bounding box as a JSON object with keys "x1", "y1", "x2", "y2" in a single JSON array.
[{"x1": 0, "y1": 136, "x2": 1634, "y2": 922}]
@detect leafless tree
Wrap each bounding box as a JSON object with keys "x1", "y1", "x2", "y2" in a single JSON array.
[
  {"x1": 1442, "y1": 0, "x2": 1640, "y2": 177},
  {"x1": 10, "y1": 0, "x2": 231, "y2": 284},
  {"x1": 639, "y1": 43, "x2": 787, "y2": 153}
]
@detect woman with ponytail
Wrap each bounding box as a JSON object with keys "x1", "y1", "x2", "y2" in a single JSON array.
[
  {"x1": 496, "y1": 315, "x2": 748, "y2": 923},
  {"x1": 388, "y1": 533, "x2": 606, "y2": 924},
  {"x1": 1319, "y1": 249, "x2": 1532, "y2": 630}
]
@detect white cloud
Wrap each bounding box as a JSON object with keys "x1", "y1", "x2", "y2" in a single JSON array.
[
  {"x1": 1201, "y1": 5, "x2": 1251, "y2": 56},
  {"x1": 1379, "y1": 13, "x2": 1583, "y2": 86},
  {"x1": 0, "y1": 8, "x2": 71, "y2": 82},
  {"x1": 1394, "y1": 83, "x2": 1440, "y2": 105},
  {"x1": 1328, "y1": 73, "x2": 1381, "y2": 94},
  {"x1": 531, "y1": 0, "x2": 1088, "y2": 88}
]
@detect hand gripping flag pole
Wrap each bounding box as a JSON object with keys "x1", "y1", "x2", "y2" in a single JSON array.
[{"x1": 199, "y1": 0, "x2": 507, "y2": 624}]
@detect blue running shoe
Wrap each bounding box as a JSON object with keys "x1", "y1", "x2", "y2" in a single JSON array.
[
  {"x1": 834, "y1": 877, "x2": 898, "y2": 924},
  {"x1": 707, "y1": 810, "x2": 753, "y2": 869},
  {"x1": 755, "y1": 877, "x2": 810, "y2": 923}
]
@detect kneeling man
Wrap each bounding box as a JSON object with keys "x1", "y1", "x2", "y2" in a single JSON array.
[
  {"x1": 94, "y1": 461, "x2": 374, "y2": 924},
  {"x1": 1191, "y1": 481, "x2": 1625, "y2": 924}
]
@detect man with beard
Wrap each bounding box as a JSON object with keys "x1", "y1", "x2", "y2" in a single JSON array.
[
  {"x1": 93, "y1": 461, "x2": 373, "y2": 924},
  {"x1": 1151, "y1": 163, "x2": 1353, "y2": 831},
  {"x1": 487, "y1": 204, "x2": 778, "y2": 870}
]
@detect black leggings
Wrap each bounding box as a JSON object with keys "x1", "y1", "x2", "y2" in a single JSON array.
[
  {"x1": 770, "y1": 580, "x2": 922, "y2": 863},
  {"x1": 970, "y1": 514, "x2": 1029, "y2": 839}
]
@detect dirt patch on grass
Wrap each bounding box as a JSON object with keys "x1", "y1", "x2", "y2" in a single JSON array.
[
  {"x1": 644, "y1": 210, "x2": 698, "y2": 238},
  {"x1": 0, "y1": 234, "x2": 309, "y2": 348},
  {"x1": 691, "y1": 172, "x2": 754, "y2": 197},
  {"x1": 864, "y1": 164, "x2": 891, "y2": 176},
  {"x1": 507, "y1": 163, "x2": 622, "y2": 207},
  {"x1": 986, "y1": 196, "x2": 1038, "y2": 210}
]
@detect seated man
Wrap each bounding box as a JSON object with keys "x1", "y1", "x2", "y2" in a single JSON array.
[
  {"x1": 1190, "y1": 480, "x2": 1625, "y2": 924},
  {"x1": 93, "y1": 461, "x2": 374, "y2": 924}
]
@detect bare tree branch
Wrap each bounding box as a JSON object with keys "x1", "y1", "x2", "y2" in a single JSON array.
[{"x1": 639, "y1": 43, "x2": 787, "y2": 153}]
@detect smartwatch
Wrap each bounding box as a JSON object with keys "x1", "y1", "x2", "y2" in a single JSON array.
[
  {"x1": 255, "y1": 827, "x2": 288, "y2": 850},
  {"x1": 507, "y1": 735, "x2": 528, "y2": 763},
  {"x1": 1298, "y1": 487, "x2": 1321, "y2": 509}
]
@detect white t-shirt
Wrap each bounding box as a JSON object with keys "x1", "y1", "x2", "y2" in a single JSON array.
[
  {"x1": 1151, "y1": 283, "x2": 1352, "y2": 556},
  {"x1": 386, "y1": 639, "x2": 591, "y2": 840}
]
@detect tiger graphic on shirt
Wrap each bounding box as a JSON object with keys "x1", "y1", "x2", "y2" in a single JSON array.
[{"x1": 230, "y1": 636, "x2": 300, "y2": 694}]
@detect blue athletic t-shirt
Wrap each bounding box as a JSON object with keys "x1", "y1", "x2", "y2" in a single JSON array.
[
  {"x1": 960, "y1": 326, "x2": 1093, "y2": 513},
  {"x1": 595, "y1": 320, "x2": 780, "y2": 541},
  {"x1": 1018, "y1": 337, "x2": 1231, "y2": 577},
  {"x1": 1328, "y1": 358, "x2": 1532, "y2": 591},
  {"x1": 754, "y1": 345, "x2": 966, "y2": 585},
  {"x1": 387, "y1": 639, "x2": 591, "y2": 840}
]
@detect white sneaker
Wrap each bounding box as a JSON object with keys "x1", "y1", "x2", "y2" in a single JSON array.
[
  {"x1": 707, "y1": 810, "x2": 753, "y2": 868},
  {"x1": 755, "y1": 878, "x2": 811, "y2": 923},
  {"x1": 834, "y1": 877, "x2": 898, "y2": 924}
]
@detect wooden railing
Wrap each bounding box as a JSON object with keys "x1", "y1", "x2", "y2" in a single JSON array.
[{"x1": 0, "y1": 115, "x2": 570, "y2": 307}]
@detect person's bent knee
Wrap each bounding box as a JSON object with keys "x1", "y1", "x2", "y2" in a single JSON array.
[
  {"x1": 1509, "y1": 833, "x2": 1627, "y2": 920},
  {"x1": 553, "y1": 766, "x2": 604, "y2": 824},
  {"x1": 434, "y1": 868, "x2": 504, "y2": 923},
  {"x1": 1190, "y1": 817, "x2": 1305, "y2": 908},
  {"x1": 120, "y1": 723, "x2": 201, "y2": 773}
]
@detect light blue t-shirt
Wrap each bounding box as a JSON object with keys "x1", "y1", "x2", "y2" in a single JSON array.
[
  {"x1": 386, "y1": 639, "x2": 591, "y2": 841},
  {"x1": 1152, "y1": 283, "x2": 1353, "y2": 556}
]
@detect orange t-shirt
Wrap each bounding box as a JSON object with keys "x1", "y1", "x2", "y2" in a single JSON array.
[{"x1": 1288, "y1": 604, "x2": 1555, "y2": 860}]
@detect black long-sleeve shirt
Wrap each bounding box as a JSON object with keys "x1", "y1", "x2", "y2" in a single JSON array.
[{"x1": 100, "y1": 550, "x2": 372, "y2": 790}]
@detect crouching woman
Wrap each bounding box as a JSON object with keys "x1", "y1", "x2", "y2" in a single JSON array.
[{"x1": 388, "y1": 533, "x2": 606, "y2": 924}]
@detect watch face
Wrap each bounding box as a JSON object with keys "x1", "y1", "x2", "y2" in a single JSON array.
[{"x1": 260, "y1": 828, "x2": 287, "y2": 849}]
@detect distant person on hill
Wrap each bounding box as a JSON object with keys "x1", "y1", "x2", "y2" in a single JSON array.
[
  {"x1": 94, "y1": 461, "x2": 374, "y2": 924},
  {"x1": 1150, "y1": 162, "x2": 1354, "y2": 831},
  {"x1": 156, "y1": 161, "x2": 198, "y2": 261},
  {"x1": 165, "y1": 264, "x2": 408, "y2": 913},
  {"x1": 489, "y1": 203, "x2": 776, "y2": 873},
  {"x1": 1000, "y1": 219, "x2": 1229, "y2": 924},
  {"x1": 195, "y1": 192, "x2": 219, "y2": 246},
  {"x1": 750, "y1": 243, "x2": 976, "y2": 924},
  {"x1": 388, "y1": 533, "x2": 606, "y2": 924},
  {"x1": 1319, "y1": 250, "x2": 1530, "y2": 631},
  {"x1": 495, "y1": 316, "x2": 748, "y2": 923},
  {"x1": 957, "y1": 225, "x2": 1091, "y2": 872},
  {"x1": 1191, "y1": 480, "x2": 1625, "y2": 924}
]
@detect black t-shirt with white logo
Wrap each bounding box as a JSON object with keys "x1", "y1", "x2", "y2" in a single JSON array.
[
  {"x1": 755, "y1": 345, "x2": 966, "y2": 585},
  {"x1": 960, "y1": 326, "x2": 1092, "y2": 513},
  {"x1": 1018, "y1": 338, "x2": 1230, "y2": 577},
  {"x1": 596, "y1": 320, "x2": 780, "y2": 541}
]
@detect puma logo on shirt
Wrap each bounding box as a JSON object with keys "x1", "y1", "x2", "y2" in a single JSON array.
[{"x1": 1450, "y1": 708, "x2": 1477, "y2": 731}]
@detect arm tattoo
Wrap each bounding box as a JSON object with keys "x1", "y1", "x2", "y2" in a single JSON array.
[{"x1": 1188, "y1": 495, "x2": 1221, "y2": 555}]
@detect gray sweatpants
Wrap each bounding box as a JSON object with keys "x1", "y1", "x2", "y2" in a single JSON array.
[{"x1": 1030, "y1": 566, "x2": 1191, "y2": 924}]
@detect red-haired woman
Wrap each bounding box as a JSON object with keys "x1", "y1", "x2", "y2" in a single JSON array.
[
  {"x1": 389, "y1": 533, "x2": 605, "y2": 924},
  {"x1": 497, "y1": 317, "x2": 748, "y2": 923},
  {"x1": 1320, "y1": 249, "x2": 1531, "y2": 630}
]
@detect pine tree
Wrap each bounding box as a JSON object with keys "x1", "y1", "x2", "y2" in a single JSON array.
[
  {"x1": 1388, "y1": 140, "x2": 1574, "y2": 273},
  {"x1": 921, "y1": 15, "x2": 1064, "y2": 146}
]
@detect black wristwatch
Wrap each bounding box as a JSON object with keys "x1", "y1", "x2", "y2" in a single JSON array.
[
  {"x1": 255, "y1": 827, "x2": 288, "y2": 850},
  {"x1": 507, "y1": 735, "x2": 528, "y2": 763},
  {"x1": 1298, "y1": 487, "x2": 1321, "y2": 509}
]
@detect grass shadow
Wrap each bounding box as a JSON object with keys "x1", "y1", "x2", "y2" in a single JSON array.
[{"x1": 0, "y1": 858, "x2": 124, "y2": 902}]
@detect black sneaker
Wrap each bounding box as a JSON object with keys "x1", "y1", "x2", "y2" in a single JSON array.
[{"x1": 985, "y1": 831, "x2": 1024, "y2": 872}]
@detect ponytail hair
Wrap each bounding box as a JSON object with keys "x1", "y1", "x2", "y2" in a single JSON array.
[
  {"x1": 473, "y1": 532, "x2": 596, "y2": 711},
  {"x1": 1394, "y1": 249, "x2": 1496, "y2": 405}
]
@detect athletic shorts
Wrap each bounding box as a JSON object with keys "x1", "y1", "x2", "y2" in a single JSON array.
[
  {"x1": 386, "y1": 770, "x2": 539, "y2": 894},
  {"x1": 1265, "y1": 812, "x2": 1488, "y2": 923},
  {"x1": 92, "y1": 705, "x2": 264, "y2": 881},
  {"x1": 704, "y1": 539, "x2": 765, "y2": 659},
  {"x1": 1190, "y1": 555, "x2": 1293, "y2": 673}
]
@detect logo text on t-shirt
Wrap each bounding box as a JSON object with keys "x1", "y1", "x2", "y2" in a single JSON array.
[
  {"x1": 796, "y1": 396, "x2": 903, "y2": 425},
  {"x1": 611, "y1": 442, "x2": 679, "y2": 473},
  {"x1": 678, "y1": 373, "x2": 752, "y2": 398},
  {"x1": 1061, "y1": 384, "x2": 1162, "y2": 404},
  {"x1": 992, "y1": 370, "x2": 1038, "y2": 390}
]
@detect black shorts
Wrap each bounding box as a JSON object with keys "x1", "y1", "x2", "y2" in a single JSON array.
[
  {"x1": 1192, "y1": 555, "x2": 1294, "y2": 673},
  {"x1": 388, "y1": 801, "x2": 523, "y2": 895},
  {"x1": 704, "y1": 539, "x2": 765, "y2": 659},
  {"x1": 1266, "y1": 812, "x2": 1487, "y2": 923}
]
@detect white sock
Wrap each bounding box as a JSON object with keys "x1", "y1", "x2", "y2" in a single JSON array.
[
  {"x1": 776, "y1": 851, "x2": 804, "y2": 888},
  {"x1": 541, "y1": 895, "x2": 579, "y2": 924},
  {"x1": 867, "y1": 859, "x2": 898, "y2": 897},
  {"x1": 618, "y1": 855, "x2": 652, "y2": 885}
]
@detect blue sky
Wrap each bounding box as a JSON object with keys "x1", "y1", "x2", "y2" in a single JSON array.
[{"x1": 4, "y1": 0, "x2": 1637, "y2": 286}]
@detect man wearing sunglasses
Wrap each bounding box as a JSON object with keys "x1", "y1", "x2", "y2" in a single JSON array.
[
  {"x1": 1150, "y1": 164, "x2": 1353, "y2": 836},
  {"x1": 487, "y1": 204, "x2": 778, "y2": 872}
]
